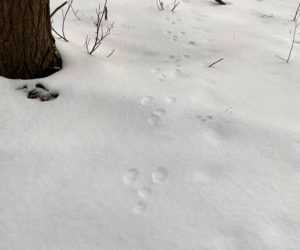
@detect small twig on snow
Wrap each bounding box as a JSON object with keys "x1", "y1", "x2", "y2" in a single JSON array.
[
  {"x1": 209, "y1": 58, "x2": 224, "y2": 67},
  {"x1": 157, "y1": 0, "x2": 164, "y2": 11},
  {"x1": 293, "y1": 2, "x2": 300, "y2": 21},
  {"x1": 172, "y1": 0, "x2": 180, "y2": 12},
  {"x1": 107, "y1": 49, "x2": 115, "y2": 58},
  {"x1": 51, "y1": 1, "x2": 67, "y2": 18}
]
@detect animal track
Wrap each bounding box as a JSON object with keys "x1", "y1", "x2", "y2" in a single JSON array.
[
  {"x1": 165, "y1": 97, "x2": 177, "y2": 104},
  {"x1": 197, "y1": 114, "x2": 213, "y2": 123},
  {"x1": 138, "y1": 187, "x2": 152, "y2": 199},
  {"x1": 140, "y1": 96, "x2": 153, "y2": 106},
  {"x1": 122, "y1": 169, "x2": 139, "y2": 185},
  {"x1": 147, "y1": 114, "x2": 160, "y2": 125},
  {"x1": 132, "y1": 202, "x2": 146, "y2": 214},
  {"x1": 123, "y1": 167, "x2": 168, "y2": 214},
  {"x1": 150, "y1": 68, "x2": 161, "y2": 74},
  {"x1": 188, "y1": 41, "x2": 196, "y2": 46},
  {"x1": 153, "y1": 108, "x2": 166, "y2": 117},
  {"x1": 172, "y1": 69, "x2": 181, "y2": 75},
  {"x1": 225, "y1": 106, "x2": 233, "y2": 115},
  {"x1": 158, "y1": 74, "x2": 167, "y2": 82},
  {"x1": 152, "y1": 167, "x2": 168, "y2": 183}
]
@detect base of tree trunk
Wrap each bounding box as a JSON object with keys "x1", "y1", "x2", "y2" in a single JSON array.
[
  {"x1": 0, "y1": 38, "x2": 63, "y2": 80},
  {"x1": 40, "y1": 38, "x2": 63, "y2": 79},
  {"x1": 0, "y1": 0, "x2": 63, "y2": 80}
]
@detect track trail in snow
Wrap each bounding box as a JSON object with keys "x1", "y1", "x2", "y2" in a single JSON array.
[{"x1": 122, "y1": 167, "x2": 168, "y2": 214}]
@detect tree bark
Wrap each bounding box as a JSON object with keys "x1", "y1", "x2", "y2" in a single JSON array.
[{"x1": 0, "y1": 0, "x2": 62, "y2": 79}]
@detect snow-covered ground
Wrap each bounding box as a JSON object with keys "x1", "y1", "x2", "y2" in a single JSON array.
[{"x1": 1, "y1": 0, "x2": 300, "y2": 249}]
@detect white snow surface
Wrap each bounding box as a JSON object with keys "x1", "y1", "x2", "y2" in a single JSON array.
[{"x1": 1, "y1": 0, "x2": 300, "y2": 249}]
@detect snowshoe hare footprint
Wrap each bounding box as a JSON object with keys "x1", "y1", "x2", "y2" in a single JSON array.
[
  {"x1": 152, "y1": 167, "x2": 168, "y2": 183},
  {"x1": 122, "y1": 169, "x2": 139, "y2": 185}
]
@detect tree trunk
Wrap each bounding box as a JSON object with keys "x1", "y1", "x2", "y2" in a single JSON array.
[{"x1": 0, "y1": 0, "x2": 62, "y2": 79}]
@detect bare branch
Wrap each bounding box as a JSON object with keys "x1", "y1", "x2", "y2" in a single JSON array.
[
  {"x1": 157, "y1": 0, "x2": 164, "y2": 11},
  {"x1": 107, "y1": 49, "x2": 115, "y2": 58},
  {"x1": 51, "y1": 0, "x2": 75, "y2": 42},
  {"x1": 172, "y1": 0, "x2": 180, "y2": 12},
  {"x1": 287, "y1": 3, "x2": 300, "y2": 62},
  {"x1": 71, "y1": 5, "x2": 81, "y2": 20},
  {"x1": 293, "y1": 2, "x2": 300, "y2": 21},
  {"x1": 85, "y1": 0, "x2": 114, "y2": 55},
  {"x1": 51, "y1": 1, "x2": 67, "y2": 18},
  {"x1": 209, "y1": 58, "x2": 224, "y2": 67}
]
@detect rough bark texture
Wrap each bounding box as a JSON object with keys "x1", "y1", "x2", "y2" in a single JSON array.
[{"x1": 0, "y1": 0, "x2": 62, "y2": 79}]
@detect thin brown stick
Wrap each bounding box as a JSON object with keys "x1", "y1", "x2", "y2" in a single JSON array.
[
  {"x1": 209, "y1": 58, "x2": 224, "y2": 67},
  {"x1": 51, "y1": 1, "x2": 68, "y2": 18},
  {"x1": 107, "y1": 49, "x2": 115, "y2": 58},
  {"x1": 293, "y1": 2, "x2": 300, "y2": 21},
  {"x1": 157, "y1": 0, "x2": 164, "y2": 11},
  {"x1": 172, "y1": 0, "x2": 180, "y2": 12},
  {"x1": 287, "y1": 21, "x2": 299, "y2": 63},
  {"x1": 85, "y1": 0, "x2": 113, "y2": 55}
]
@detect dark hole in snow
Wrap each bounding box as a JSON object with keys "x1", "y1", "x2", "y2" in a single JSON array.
[{"x1": 16, "y1": 82, "x2": 59, "y2": 102}]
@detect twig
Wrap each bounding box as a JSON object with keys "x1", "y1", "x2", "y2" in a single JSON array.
[
  {"x1": 172, "y1": 0, "x2": 180, "y2": 12},
  {"x1": 293, "y1": 2, "x2": 300, "y2": 21},
  {"x1": 209, "y1": 58, "x2": 224, "y2": 67},
  {"x1": 287, "y1": 21, "x2": 299, "y2": 63},
  {"x1": 51, "y1": 0, "x2": 75, "y2": 42},
  {"x1": 107, "y1": 49, "x2": 115, "y2": 58},
  {"x1": 51, "y1": 1, "x2": 68, "y2": 18},
  {"x1": 104, "y1": 6, "x2": 108, "y2": 20},
  {"x1": 85, "y1": 0, "x2": 114, "y2": 55},
  {"x1": 157, "y1": 0, "x2": 164, "y2": 11},
  {"x1": 71, "y1": 5, "x2": 81, "y2": 20}
]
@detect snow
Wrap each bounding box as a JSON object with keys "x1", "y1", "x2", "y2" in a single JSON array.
[{"x1": 1, "y1": 0, "x2": 300, "y2": 249}]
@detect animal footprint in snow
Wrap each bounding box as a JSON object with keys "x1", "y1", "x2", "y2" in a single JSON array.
[
  {"x1": 132, "y1": 202, "x2": 146, "y2": 214},
  {"x1": 122, "y1": 169, "x2": 139, "y2": 185},
  {"x1": 165, "y1": 97, "x2": 177, "y2": 104},
  {"x1": 188, "y1": 41, "x2": 196, "y2": 46},
  {"x1": 171, "y1": 69, "x2": 181, "y2": 76},
  {"x1": 150, "y1": 68, "x2": 161, "y2": 74},
  {"x1": 152, "y1": 167, "x2": 168, "y2": 183},
  {"x1": 158, "y1": 74, "x2": 167, "y2": 82},
  {"x1": 147, "y1": 114, "x2": 160, "y2": 125},
  {"x1": 140, "y1": 96, "x2": 153, "y2": 106},
  {"x1": 197, "y1": 115, "x2": 213, "y2": 123},
  {"x1": 138, "y1": 187, "x2": 152, "y2": 199},
  {"x1": 225, "y1": 106, "x2": 233, "y2": 116},
  {"x1": 153, "y1": 109, "x2": 166, "y2": 117},
  {"x1": 175, "y1": 58, "x2": 182, "y2": 63}
]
